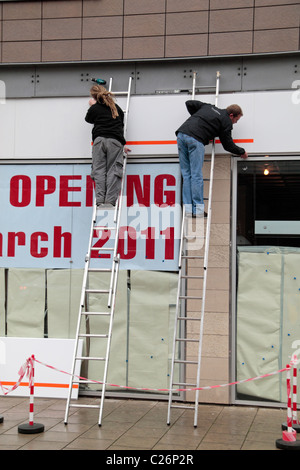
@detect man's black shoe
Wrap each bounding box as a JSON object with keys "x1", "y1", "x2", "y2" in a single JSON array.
[{"x1": 192, "y1": 211, "x2": 207, "y2": 218}]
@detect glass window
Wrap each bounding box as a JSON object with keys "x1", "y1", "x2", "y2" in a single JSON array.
[
  {"x1": 237, "y1": 159, "x2": 300, "y2": 247},
  {"x1": 235, "y1": 159, "x2": 300, "y2": 404}
]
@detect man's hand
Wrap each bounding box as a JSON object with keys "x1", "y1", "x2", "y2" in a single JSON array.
[{"x1": 240, "y1": 152, "x2": 248, "y2": 159}]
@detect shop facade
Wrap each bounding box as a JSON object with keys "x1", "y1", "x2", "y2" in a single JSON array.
[{"x1": 0, "y1": 0, "x2": 299, "y2": 406}]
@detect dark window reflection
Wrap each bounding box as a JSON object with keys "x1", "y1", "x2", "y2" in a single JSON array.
[{"x1": 237, "y1": 160, "x2": 300, "y2": 248}]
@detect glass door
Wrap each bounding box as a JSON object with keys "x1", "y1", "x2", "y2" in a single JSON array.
[{"x1": 232, "y1": 157, "x2": 300, "y2": 405}]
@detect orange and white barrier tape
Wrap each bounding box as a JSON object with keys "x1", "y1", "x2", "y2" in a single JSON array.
[
  {"x1": 0, "y1": 354, "x2": 37, "y2": 430},
  {"x1": 0, "y1": 355, "x2": 34, "y2": 396},
  {"x1": 0, "y1": 356, "x2": 295, "y2": 396},
  {"x1": 33, "y1": 357, "x2": 291, "y2": 393}
]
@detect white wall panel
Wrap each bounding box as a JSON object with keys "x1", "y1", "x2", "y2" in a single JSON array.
[{"x1": 0, "y1": 90, "x2": 298, "y2": 159}]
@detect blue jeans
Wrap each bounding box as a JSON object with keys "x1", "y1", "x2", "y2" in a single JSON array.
[{"x1": 177, "y1": 132, "x2": 205, "y2": 215}]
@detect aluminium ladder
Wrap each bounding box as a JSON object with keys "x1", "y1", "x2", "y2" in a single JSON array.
[
  {"x1": 64, "y1": 77, "x2": 132, "y2": 426},
  {"x1": 167, "y1": 71, "x2": 220, "y2": 427}
]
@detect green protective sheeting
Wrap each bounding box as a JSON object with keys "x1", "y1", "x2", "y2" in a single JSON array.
[
  {"x1": 3, "y1": 267, "x2": 178, "y2": 396},
  {"x1": 81, "y1": 270, "x2": 177, "y2": 394},
  {"x1": 84, "y1": 270, "x2": 128, "y2": 391},
  {"x1": 128, "y1": 271, "x2": 177, "y2": 392},
  {"x1": 47, "y1": 268, "x2": 84, "y2": 339},
  {"x1": 281, "y1": 253, "x2": 300, "y2": 402},
  {"x1": 237, "y1": 246, "x2": 300, "y2": 403},
  {"x1": 7, "y1": 268, "x2": 45, "y2": 338}
]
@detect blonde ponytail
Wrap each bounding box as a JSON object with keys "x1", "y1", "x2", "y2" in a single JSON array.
[{"x1": 90, "y1": 85, "x2": 119, "y2": 119}]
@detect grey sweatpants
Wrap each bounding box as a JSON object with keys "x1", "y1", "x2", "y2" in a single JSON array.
[{"x1": 91, "y1": 136, "x2": 124, "y2": 205}]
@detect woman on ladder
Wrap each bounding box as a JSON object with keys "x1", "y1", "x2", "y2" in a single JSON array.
[{"x1": 85, "y1": 84, "x2": 129, "y2": 208}]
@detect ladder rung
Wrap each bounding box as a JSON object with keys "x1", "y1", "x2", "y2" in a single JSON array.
[
  {"x1": 181, "y1": 255, "x2": 204, "y2": 260},
  {"x1": 72, "y1": 380, "x2": 102, "y2": 385},
  {"x1": 195, "y1": 85, "x2": 216, "y2": 89},
  {"x1": 181, "y1": 275, "x2": 204, "y2": 279},
  {"x1": 176, "y1": 338, "x2": 199, "y2": 343},
  {"x1": 174, "y1": 359, "x2": 198, "y2": 364},
  {"x1": 81, "y1": 311, "x2": 111, "y2": 316},
  {"x1": 85, "y1": 289, "x2": 110, "y2": 294},
  {"x1": 91, "y1": 247, "x2": 114, "y2": 251},
  {"x1": 113, "y1": 91, "x2": 130, "y2": 95},
  {"x1": 179, "y1": 295, "x2": 202, "y2": 300},
  {"x1": 177, "y1": 316, "x2": 201, "y2": 321},
  {"x1": 171, "y1": 404, "x2": 196, "y2": 410},
  {"x1": 94, "y1": 226, "x2": 116, "y2": 231},
  {"x1": 88, "y1": 268, "x2": 111, "y2": 272},
  {"x1": 78, "y1": 333, "x2": 108, "y2": 338},
  {"x1": 69, "y1": 404, "x2": 100, "y2": 409},
  {"x1": 184, "y1": 236, "x2": 205, "y2": 240},
  {"x1": 76, "y1": 356, "x2": 105, "y2": 361},
  {"x1": 172, "y1": 382, "x2": 197, "y2": 387}
]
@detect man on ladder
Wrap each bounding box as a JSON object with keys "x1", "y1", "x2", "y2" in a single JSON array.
[
  {"x1": 168, "y1": 71, "x2": 248, "y2": 428},
  {"x1": 176, "y1": 99, "x2": 248, "y2": 218}
]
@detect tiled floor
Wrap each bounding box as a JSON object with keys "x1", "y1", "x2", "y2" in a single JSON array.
[{"x1": 0, "y1": 395, "x2": 294, "y2": 450}]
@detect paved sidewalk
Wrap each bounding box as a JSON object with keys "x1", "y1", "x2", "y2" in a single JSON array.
[{"x1": 0, "y1": 395, "x2": 292, "y2": 450}]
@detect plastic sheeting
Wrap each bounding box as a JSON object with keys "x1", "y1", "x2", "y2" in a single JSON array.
[
  {"x1": 81, "y1": 270, "x2": 128, "y2": 391},
  {"x1": 1, "y1": 267, "x2": 177, "y2": 395},
  {"x1": 128, "y1": 271, "x2": 177, "y2": 392},
  {"x1": 6, "y1": 268, "x2": 45, "y2": 338},
  {"x1": 47, "y1": 269, "x2": 83, "y2": 339},
  {"x1": 236, "y1": 246, "x2": 300, "y2": 403},
  {"x1": 83, "y1": 270, "x2": 177, "y2": 393}
]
